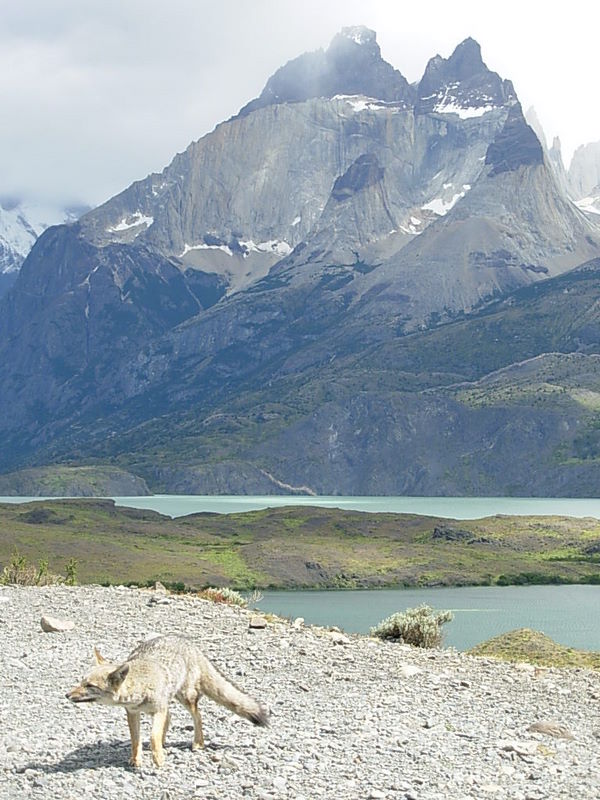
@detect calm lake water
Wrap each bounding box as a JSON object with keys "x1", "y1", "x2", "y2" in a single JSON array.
[
  {"x1": 259, "y1": 585, "x2": 600, "y2": 651},
  {"x1": 113, "y1": 494, "x2": 600, "y2": 518},
  {"x1": 3, "y1": 494, "x2": 600, "y2": 651},
  {"x1": 3, "y1": 494, "x2": 600, "y2": 519}
]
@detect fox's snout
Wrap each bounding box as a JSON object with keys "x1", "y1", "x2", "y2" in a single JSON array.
[{"x1": 66, "y1": 685, "x2": 95, "y2": 703}]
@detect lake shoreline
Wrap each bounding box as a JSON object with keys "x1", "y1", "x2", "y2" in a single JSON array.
[{"x1": 4, "y1": 493, "x2": 600, "y2": 519}]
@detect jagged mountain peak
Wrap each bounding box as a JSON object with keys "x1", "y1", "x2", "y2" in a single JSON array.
[
  {"x1": 446, "y1": 37, "x2": 484, "y2": 75},
  {"x1": 238, "y1": 26, "x2": 413, "y2": 116},
  {"x1": 421, "y1": 37, "x2": 485, "y2": 82},
  {"x1": 328, "y1": 25, "x2": 380, "y2": 57},
  {"x1": 417, "y1": 36, "x2": 516, "y2": 117},
  {"x1": 334, "y1": 25, "x2": 377, "y2": 46}
]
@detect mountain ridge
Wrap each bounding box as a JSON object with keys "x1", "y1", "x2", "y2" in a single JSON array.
[{"x1": 1, "y1": 29, "x2": 600, "y2": 494}]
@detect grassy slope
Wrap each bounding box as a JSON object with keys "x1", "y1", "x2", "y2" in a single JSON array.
[{"x1": 1, "y1": 500, "x2": 600, "y2": 590}]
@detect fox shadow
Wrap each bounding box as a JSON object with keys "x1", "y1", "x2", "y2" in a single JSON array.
[{"x1": 19, "y1": 736, "x2": 222, "y2": 773}]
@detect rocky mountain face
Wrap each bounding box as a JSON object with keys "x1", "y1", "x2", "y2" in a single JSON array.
[
  {"x1": 1, "y1": 27, "x2": 600, "y2": 494},
  {"x1": 0, "y1": 198, "x2": 86, "y2": 298}
]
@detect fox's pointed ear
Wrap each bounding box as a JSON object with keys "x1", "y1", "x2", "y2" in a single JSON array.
[
  {"x1": 108, "y1": 663, "x2": 130, "y2": 688},
  {"x1": 93, "y1": 647, "x2": 107, "y2": 665}
]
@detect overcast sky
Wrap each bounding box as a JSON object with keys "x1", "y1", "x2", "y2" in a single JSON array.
[{"x1": 2, "y1": 0, "x2": 599, "y2": 208}]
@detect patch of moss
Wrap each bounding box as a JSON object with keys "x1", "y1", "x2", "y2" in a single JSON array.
[{"x1": 468, "y1": 628, "x2": 600, "y2": 669}]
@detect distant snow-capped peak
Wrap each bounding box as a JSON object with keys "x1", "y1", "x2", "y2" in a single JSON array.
[{"x1": 0, "y1": 198, "x2": 85, "y2": 273}]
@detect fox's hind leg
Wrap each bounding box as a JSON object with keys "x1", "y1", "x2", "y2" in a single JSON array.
[
  {"x1": 178, "y1": 693, "x2": 205, "y2": 750},
  {"x1": 190, "y1": 699, "x2": 205, "y2": 751},
  {"x1": 126, "y1": 710, "x2": 142, "y2": 768},
  {"x1": 162, "y1": 709, "x2": 171, "y2": 746}
]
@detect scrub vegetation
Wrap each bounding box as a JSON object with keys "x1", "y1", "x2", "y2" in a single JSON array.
[{"x1": 1, "y1": 499, "x2": 600, "y2": 590}]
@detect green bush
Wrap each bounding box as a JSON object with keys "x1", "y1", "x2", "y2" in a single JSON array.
[
  {"x1": 65, "y1": 558, "x2": 78, "y2": 586},
  {"x1": 370, "y1": 604, "x2": 453, "y2": 648},
  {"x1": 1, "y1": 550, "x2": 64, "y2": 586},
  {"x1": 198, "y1": 586, "x2": 248, "y2": 607}
]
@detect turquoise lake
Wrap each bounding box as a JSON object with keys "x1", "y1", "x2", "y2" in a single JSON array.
[
  {"x1": 111, "y1": 494, "x2": 600, "y2": 518},
  {"x1": 4, "y1": 494, "x2": 600, "y2": 519},
  {"x1": 259, "y1": 585, "x2": 600, "y2": 651}
]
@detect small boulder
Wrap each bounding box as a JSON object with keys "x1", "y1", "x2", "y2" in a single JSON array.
[
  {"x1": 330, "y1": 632, "x2": 350, "y2": 645},
  {"x1": 249, "y1": 615, "x2": 267, "y2": 629},
  {"x1": 40, "y1": 615, "x2": 75, "y2": 633},
  {"x1": 527, "y1": 721, "x2": 575, "y2": 740},
  {"x1": 399, "y1": 664, "x2": 422, "y2": 678},
  {"x1": 148, "y1": 595, "x2": 172, "y2": 606}
]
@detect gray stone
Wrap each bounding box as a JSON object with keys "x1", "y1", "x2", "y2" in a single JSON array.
[
  {"x1": 40, "y1": 615, "x2": 74, "y2": 633},
  {"x1": 527, "y1": 721, "x2": 575, "y2": 740},
  {"x1": 249, "y1": 615, "x2": 268, "y2": 629}
]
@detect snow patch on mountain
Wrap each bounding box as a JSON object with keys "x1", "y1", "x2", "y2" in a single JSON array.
[
  {"x1": 342, "y1": 26, "x2": 374, "y2": 46},
  {"x1": 239, "y1": 239, "x2": 292, "y2": 258},
  {"x1": 107, "y1": 213, "x2": 154, "y2": 234},
  {"x1": 574, "y1": 194, "x2": 600, "y2": 215},
  {"x1": 180, "y1": 242, "x2": 234, "y2": 257},
  {"x1": 334, "y1": 95, "x2": 406, "y2": 113},
  {"x1": 434, "y1": 100, "x2": 495, "y2": 119},
  {"x1": 180, "y1": 239, "x2": 292, "y2": 260},
  {"x1": 425, "y1": 83, "x2": 497, "y2": 118},
  {"x1": 422, "y1": 184, "x2": 471, "y2": 215}
]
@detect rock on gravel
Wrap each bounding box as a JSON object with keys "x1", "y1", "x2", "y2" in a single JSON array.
[
  {"x1": 40, "y1": 615, "x2": 75, "y2": 633},
  {"x1": 1, "y1": 584, "x2": 599, "y2": 799}
]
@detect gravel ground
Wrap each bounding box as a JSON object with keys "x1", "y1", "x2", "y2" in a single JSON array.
[{"x1": 1, "y1": 584, "x2": 599, "y2": 799}]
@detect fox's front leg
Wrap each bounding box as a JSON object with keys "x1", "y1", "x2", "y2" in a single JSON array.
[
  {"x1": 126, "y1": 710, "x2": 142, "y2": 767},
  {"x1": 150, "y1": 709, "x2": 169, "y2": 767}
]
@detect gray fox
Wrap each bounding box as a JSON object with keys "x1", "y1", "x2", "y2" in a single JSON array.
[{"x1": 66, "y1": 634, "x2": 269, "y2": 767}]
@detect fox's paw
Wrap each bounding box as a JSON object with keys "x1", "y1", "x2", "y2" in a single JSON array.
[
  {"x1": 192, "y1": 741, "x2": 204, "y2": 751},
  {"x1": 152, "y1": 750, "x2": 165, "y2": 768},
  {"x1": 128, "y1": 756, "x2": 143, "y2": 769}
]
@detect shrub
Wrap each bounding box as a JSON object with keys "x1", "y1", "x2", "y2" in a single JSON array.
[
  {"x1": 65, "y1": 558, "x2": 78, "y2": 586},
  {"x1": 198, "y1": 587, "x2": 248, "y2": 607},
  {"x1": 370, "y1": 604, "x2": 453, "y2": 648},
  {"x1": 1, "y1": 550, "x2": 64, "y2": 586}
]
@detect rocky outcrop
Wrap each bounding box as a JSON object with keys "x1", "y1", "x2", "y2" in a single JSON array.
[{"x1": 0, "y1": 466, "x2": 150, "y2": 497}]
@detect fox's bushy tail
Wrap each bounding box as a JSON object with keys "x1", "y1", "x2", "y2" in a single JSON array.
[{"x1": 200, "y1": 657, "x2": 269, "y2": 726}]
